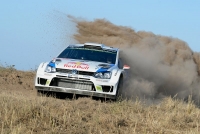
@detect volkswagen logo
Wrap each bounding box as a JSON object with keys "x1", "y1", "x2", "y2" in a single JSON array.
[{"x1": 71, "y1": 69, "x2": 77, "y2": 74}]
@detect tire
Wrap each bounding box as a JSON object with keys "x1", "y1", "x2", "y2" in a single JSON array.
[{"x1": 115, "y1": 76, "x2": 123, "y2": 101}]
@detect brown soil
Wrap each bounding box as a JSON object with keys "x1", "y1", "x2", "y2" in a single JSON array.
[{"x1": 0, "y1": 67, "x2": 36, "y2": 96}]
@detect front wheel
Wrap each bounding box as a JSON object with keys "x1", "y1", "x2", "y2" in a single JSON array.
[{"x1": 115, "y1": 76, "x2": 123, "y2": 101}]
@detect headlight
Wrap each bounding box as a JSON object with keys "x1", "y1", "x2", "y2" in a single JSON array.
[
  {"x1": 94, "y1": 72, "x2": 112, "y2": 79},
  {"x1": 45, "y1": 65, "x2": 56, "y2": 73},
  {"x1": 104, "y1": 72, "x2": 112, "y2": 79}
]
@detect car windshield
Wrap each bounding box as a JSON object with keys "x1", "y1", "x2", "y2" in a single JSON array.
[{"x1": 58, "y1": 47, "x2": 117, "y2": 64}]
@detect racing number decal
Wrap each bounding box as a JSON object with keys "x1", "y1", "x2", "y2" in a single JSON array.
[{"x1": 95, "y1": 85, "x2": 102, "y2": 91}]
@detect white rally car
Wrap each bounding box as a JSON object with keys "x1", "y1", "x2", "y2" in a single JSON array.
[{"x1": 35, "y1": 43, "x2": 130, "y2": 100}]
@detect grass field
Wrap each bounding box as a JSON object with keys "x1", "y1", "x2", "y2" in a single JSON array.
[{"x1": 0, "y1": 68, "x2": 200, "y2": 134}]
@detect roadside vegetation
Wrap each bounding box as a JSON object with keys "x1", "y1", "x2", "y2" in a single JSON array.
[
  {"x1": 0, "y1": 91, "x2": 200, "y2": 134},
  {"x1": 0, "y1": 68, "x2": 200, "y2": 134}
]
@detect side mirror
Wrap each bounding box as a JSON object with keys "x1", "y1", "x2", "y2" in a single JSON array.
[{"x1": 123, "y1": 65, "x2": 130, "y2": 70}]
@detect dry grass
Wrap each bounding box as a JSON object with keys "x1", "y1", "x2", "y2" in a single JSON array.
[
  {"x1": 0, "y1": 89, "x2": 200, "y2": 134},
  {"x1": 0, "y1": 65, "x2": 200, "y2": 134}
]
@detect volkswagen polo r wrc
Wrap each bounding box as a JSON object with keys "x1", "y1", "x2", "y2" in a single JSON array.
[{"x1": 35, "y1": 43, "x2": 130, "y2": 100}]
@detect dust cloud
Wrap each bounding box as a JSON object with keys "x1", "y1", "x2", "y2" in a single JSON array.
[{"x1": 70, "y1": 18, "x2": 200, "y2": 104}]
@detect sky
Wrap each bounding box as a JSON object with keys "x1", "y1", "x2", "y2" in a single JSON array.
[{"x1": 0, "y1": 0, "x2": 200, "y2": 70}]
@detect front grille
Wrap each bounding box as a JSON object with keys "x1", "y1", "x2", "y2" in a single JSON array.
[
  {"x1": 56, "y1": 68, "x2": 94, "y2": 76},
  {"x1": 78, "y1": 71, "x2": 94, "y2": 76},
  {"x1": 49, "y1": 77, "x2": 113, "y2": 93},
  {"x1": 56, "y1": 68, "x2": 71, "y2": 73},
  {"x1": 50, "y1": 78, "x2": 94, "y2": 91}
]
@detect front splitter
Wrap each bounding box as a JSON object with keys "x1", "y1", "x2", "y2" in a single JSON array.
[{"x1": 35, "y1": 86, "x2": 116, "y2": 99}]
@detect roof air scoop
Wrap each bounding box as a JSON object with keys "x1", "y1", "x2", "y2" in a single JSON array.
[{"x1": 84, "y1": 43, "x2": 105, "y2": 50}]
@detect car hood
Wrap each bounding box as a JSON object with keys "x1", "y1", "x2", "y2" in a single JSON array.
[{"x1": 50, "y1": 58, "x2": 115, "y2": 72}]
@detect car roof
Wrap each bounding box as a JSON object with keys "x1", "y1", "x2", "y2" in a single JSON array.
[{"x1": 68, "y1": 43, "x2": 119, "y2": 52}]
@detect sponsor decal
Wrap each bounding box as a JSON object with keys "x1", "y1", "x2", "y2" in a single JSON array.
[
  {"x1": 64, "y1": 62, "x2": 89, "y2": 70},
  {"x1": 96, "y1": 79, "x2": 109, "y2": 82}
]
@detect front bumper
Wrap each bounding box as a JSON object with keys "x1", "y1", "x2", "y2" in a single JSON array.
[
  {"x1": 35, "y1": 86, "x2": 116, "y2": 99},
  {"x1": 35, "y1": 72, "x2": 119, "y2": 99}
]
